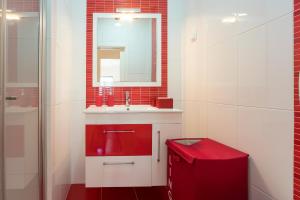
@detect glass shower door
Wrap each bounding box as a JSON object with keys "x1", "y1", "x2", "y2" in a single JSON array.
[
  {"x1": 0, "y1": 0, "x2": 4, "y2": 199},
  {"x1": 2, "y1": 0, "x2": 41, "y2": 200}
]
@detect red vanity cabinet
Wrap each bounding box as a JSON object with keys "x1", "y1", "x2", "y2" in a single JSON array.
[
  {"x1": 86, "y1": 124, "x2": 152, "y2": 156},
  {"x1": 84, "y1": 122, "x2": 182, "y2": 188}
]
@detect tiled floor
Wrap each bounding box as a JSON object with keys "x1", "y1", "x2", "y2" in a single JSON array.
[{"x1": 66, "y1": 185, "x2": 169, "y2": 200}]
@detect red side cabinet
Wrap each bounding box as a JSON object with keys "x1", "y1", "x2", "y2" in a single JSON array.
[
  {"x1": 167, "y1": 139, "x2": 248, "y2": 200},
  {"x1": 86, "y1": 124, "x2": 152, "y2": 156}
]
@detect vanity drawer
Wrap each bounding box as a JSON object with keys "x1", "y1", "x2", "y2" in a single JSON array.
[
  {"x1": 86, "y1": 124, "x2": 152, "y2": 156},
  {"x1": 86, "y1": 156, "x2": 152, "y2": 187}
]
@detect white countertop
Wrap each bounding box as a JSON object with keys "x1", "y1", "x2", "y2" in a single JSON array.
[{"x1": 84, "y1": 105, "x2": 183, "y2": 114}]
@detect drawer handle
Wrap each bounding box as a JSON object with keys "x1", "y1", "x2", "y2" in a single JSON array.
[
  {"x1": 103, "y1": 162, "x2": 135, "y2": 166},
  {"x1": 103, "y1": 130, "x2": 135, "y2": 134},
  {"x1": 5, "y1": 96, "x2": 17, "y2": 101},
  {"x1": 157, "y1": 130, "x2": 161, "y2": 162}
]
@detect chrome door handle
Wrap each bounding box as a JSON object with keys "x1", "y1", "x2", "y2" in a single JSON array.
[
  {"x1": 157, "y1": 130, "x2": 161, "y2": 162},
  {"x1": 103, "y1": 162, "x2": 135, "y2": 166},
  {"x1": 103, "y1": 130, "x2": 135, "y2": 134},
  {"x1": 5, "y1": 96, "x2": 17, "y2": 101}
]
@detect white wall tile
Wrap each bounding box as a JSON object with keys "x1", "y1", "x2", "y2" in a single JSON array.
[
  {"x1": 183, "y1": 14, "x2": 207, "y2": 102},
  {"x1": 168, "y1": 0, "x2": 185, "y2": 105},
  {"x1": 266, "y1": 0, "x2": 293, "y2": 21},
  {"x1": 238, "y1": 26, "x2": 267, "y2": 108},
  {"x1": 183, "y1": 101, "x2": 204, "y2": 138},
  {"x1": 70, "y1": 101, "x2": 86, "y2": 183},
  {"x1": 266, "y1": 14, "x2": 293, "y2": 110},
  {"x1": 237, "y1": 0, "x2": 267, "y2": 33},
  {"x1": 207, "y1": 103, "x2": 238, "y2": 147},
  {"x1": 238, "y1": 107, "x2": 293, "y2": 200},
  {"x1": 207, "y1": 39, "x2": 238, "y2": 105},
  {"x1": 250, "y1": 186, "x2": 273, "y2": 200},
  {"x1": 47, "y1": 0, "x2": 73, "y2": 199},
  {"x1": 183, "y1": 0, "x2": 293, "y2": 199},
  {"x1": 202, "y1": 0, "x2": 238, "y2": 46},
  {"x1": 237, "y1": 0, "x2": 293, "y2": 33}
]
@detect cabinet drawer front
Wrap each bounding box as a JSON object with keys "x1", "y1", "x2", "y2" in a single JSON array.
[
  {"x1": 86, "y1": 156, "x2": 151, "y2": 187},
  {"x1": 86, "y1": 124, "x2": 152, "y2": 156}
]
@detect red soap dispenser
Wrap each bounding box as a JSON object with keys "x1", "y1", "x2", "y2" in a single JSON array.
[
  {"x1": 107, "y1": 87, "x2": 114, "y2": 107},
  {"x1": 95, "y1": 95, "x2": 103, "y2": 107},
  {"x1": 95, "y1": 87, "x2": 103, "y2": 107}
]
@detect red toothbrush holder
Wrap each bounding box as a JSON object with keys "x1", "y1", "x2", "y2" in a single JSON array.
[
  {"x1": 107, "y1": 95, "x2": 115, "y2": 107},
  {"x1": 95, "y1": 95, "x2": 103, "y2": 107}
]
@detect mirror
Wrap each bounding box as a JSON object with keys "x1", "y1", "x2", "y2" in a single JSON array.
[
  {"x1": 93, "y1": 13, "x2": 161, "y2": 87},
  {"x1": 7, "y1": 12, "x2": 39, "y2": 88}
]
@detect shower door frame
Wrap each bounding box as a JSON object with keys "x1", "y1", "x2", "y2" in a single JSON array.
[
  {"x1": 0, "y1": 0, "x2": 46, "y2": 199},
  {"x1": 0, "y1": 0, "x2": 5, "y2": 199}
]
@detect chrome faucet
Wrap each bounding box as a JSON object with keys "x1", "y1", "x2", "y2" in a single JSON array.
[{"x1": 125, "y1": 91, "x2": 131, "y2": 108}]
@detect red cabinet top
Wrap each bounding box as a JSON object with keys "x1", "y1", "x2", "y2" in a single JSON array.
[{"x1": 166, "y1": 138, "x2": 249, "y2": 164}]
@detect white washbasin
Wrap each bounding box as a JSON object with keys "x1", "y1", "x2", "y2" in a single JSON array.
[{"x1": 84, "y1": 105, "x2": 182, "y2": 114}]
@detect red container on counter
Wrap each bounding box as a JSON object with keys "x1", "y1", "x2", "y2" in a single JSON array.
[
  {"x1": 107, "y1": 95, "x2": 114, "y2": 107},
  {"x1": 156, "y1": 97, "x2": 173, "y2": 109},
  {"x1": 95, "y1": 95, "x2": 103, "y2": 107}
]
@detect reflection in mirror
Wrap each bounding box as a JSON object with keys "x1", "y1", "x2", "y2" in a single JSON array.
[
  {"x1": 7, "y1": 13, "x2": 39, "y2": 87},
  {"x1": 93, "y1": 14, "x2": 161, "y2": 87}
]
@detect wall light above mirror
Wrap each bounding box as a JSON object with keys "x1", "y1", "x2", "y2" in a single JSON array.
[{"x1": 93, "y1": 13, "x2": 162, "y2": 87}]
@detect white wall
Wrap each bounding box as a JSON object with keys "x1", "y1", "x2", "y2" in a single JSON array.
[
  {"x1": 168, "y1": 0, "x2": 185, "y2": 109},
  {"x1": 69, "y1": 0, "x2": 87, "y2": 184},
  {"x1": 46, "y1": 0, "x2": 73, "y2": 199},
  {"x1": 183, "y1": 0, "x2": 294, "y2": 199}
]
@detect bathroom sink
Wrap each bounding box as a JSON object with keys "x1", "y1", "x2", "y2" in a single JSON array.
[
  {"x1": 174, "y1": 139, "x2": 201, "y2": 146},
  {"x1": 84, "y1": 105, "x2": 183, "y2": 114},
  {"x1": 104, "y1": 105, "x2": 156, "y2": 112}
]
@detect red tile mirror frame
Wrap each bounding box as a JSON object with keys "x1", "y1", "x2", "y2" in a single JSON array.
[{"x1": 86, "y1": 0, "x2": 168, "y2": 107}]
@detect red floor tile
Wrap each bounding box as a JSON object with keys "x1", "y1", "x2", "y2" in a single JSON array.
[
  {"x1": 67, "y1": 185, "x2": 100, "y2": 200},
  {"x1": 102, "y1": 187, "x2": 137, "y2": 200},
  {"x1": 66, "y1": 185, "x2": 168, "y2": 200},
  {"x1": 135, "y1": 187, "x2": 169, "y2": 200}
]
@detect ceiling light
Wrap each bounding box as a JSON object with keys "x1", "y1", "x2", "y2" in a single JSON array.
[{"x1": 222, "y1": 17, "x2": 237, "y2": 24}]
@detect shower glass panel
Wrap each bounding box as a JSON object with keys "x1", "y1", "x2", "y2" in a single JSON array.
[
  {"x1": 0, "y1": 0, "x2": 4, "y2": 199},
  {"x1": 1, "y1": 0, "x2": 42, "y2": 199}
]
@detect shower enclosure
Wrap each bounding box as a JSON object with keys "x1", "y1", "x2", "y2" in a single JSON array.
[{"x1": 0, "y1": 0, "x2": 44, "y2": 199}]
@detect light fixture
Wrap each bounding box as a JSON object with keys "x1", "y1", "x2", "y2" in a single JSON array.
[
  {"x1": 0, "y1": 9, "x2": 12, "y2": 13},
  {"x1": 6, "y1": 14, "x2": 20, "y2": 20},
  {"x1": 237, "y1": 13, "x2": 248, "y2": 17},
  {"x1": 222, "y1": 16, "x2": 237, "y2": 24},
  {"x1": 0, "y1": 13, "x2": 20, "y2": 20},
  {"x1": 116, "y1": 8, "x2": 141, "y2": 13}
]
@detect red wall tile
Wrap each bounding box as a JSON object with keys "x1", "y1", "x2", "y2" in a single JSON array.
[
  {"x1": 296, "y1": 1, "x2": 300, "y2": 199},
  {"x1": 86, "y1": 0, "x2": 168, "y2": 107}
]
